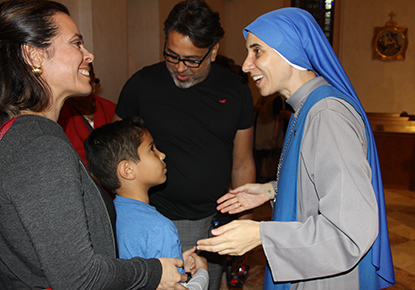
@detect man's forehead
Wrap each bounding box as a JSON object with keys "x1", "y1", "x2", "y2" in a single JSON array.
[{"x1": 165, "y1": 32, "x2": 208, "y2": 57}]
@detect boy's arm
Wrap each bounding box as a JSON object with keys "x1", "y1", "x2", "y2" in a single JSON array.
[
  {"x1": 183, "y1": 269, "x2": 209, "y2": 290},
  {"x1": 182, "y1": 252, "x2": 209, "y2": 290}
]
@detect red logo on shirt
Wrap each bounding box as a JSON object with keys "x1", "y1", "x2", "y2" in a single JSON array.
[{"x1": 219, "y1": 99, "x2": 227, "y2": 103}]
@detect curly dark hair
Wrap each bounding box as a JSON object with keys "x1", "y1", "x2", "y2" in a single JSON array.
[{"x1": 163, "y1": 0, "x2": 224, "y2": 48}]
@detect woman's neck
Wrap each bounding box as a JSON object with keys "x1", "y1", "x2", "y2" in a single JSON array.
[
  {"x1": 284, "y1": 70, "x2": 317, "y2": 99},
  {"x1": 20, "y1": 97, "x2": 66, "y2": 122},
  {"x1": 20, "y1": 110, "x2": 61, "y2": 122}
]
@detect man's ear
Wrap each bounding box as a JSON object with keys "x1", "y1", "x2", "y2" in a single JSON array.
[
  {"x1": 210, "y1": 42, "x2": 220, "y2": 62},
  {"x1": 117, "y1": 160, "x2": 136, "y2": 181},
  {"x1": 21, "y1": 43, "x2": 44, "y2": 68}
]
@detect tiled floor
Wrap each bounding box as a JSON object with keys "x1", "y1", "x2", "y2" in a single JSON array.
[
  {"x1": 218, "y1": 188, "x2": 415, "y2": 290},
  {"x1": 385, "y1": 189, "x2": 415, "y2": 289}
]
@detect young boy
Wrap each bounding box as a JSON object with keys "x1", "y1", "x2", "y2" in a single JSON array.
[{"x1": 84, "y1": 116, "x2": 208, "y2": 290}]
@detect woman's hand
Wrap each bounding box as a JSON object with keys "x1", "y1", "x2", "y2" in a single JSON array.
[
  {"x1": 157, "y1": 258, "x2": 188, "y2": 290},
  {"x1": 196, "y1": 220, "x2": 261, "y2": 256},
  {"x1": 216, "y1": 183, "x2": 274, "y2": 214}
]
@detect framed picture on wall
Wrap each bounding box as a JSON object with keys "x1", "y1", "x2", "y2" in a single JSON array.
[{"x1": 372, "y1": 12, "x2": 408, "y2": 61}]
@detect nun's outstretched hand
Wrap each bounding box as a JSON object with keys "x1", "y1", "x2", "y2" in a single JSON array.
[
  {"x1": 196, "y1": 220, "x2": 261, "y2": 256},
  {"x1": 216, "y1": 182, "x2": 275, "y2": 214}
]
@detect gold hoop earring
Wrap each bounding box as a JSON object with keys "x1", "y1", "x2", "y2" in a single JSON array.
[{"x1": 31, "y1": 66, "x2": 43, "y2": 75}]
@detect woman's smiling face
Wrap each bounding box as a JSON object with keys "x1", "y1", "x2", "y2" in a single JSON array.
[
  {"x1": 40, "y1": 12, "x2": 94, "y2": 103},
  {"x1": 242, "y1": 32, "x2": 294, "y2": 97}
]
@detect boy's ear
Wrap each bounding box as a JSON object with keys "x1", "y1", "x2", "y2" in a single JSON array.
[
  {"x1": 21, "y1": 43, "x2": 44, "y2": 68},
  {"x1": 117, "y1": 160, "x2": 136, "y2": 181}
]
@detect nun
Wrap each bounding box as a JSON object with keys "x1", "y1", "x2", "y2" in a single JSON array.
[{"x1": 197, "y1": 7, "x2": 395, "y2": 290}]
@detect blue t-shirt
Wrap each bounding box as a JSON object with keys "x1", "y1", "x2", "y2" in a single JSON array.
[{"x1": 114, "y1": 196, "x2": 185, "y2": 274}]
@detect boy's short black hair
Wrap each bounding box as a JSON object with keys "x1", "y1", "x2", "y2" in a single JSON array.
[{"x1": 84, "y1": 116, "x2": 147, "y2": 192}]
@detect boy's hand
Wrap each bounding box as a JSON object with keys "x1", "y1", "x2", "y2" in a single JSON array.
[
  {"x1": 191, "y1": 252, "x2": 208, "y2": 272},
  {"x1": 182, "y1": 246, "x2": 196, "y2": 274}
]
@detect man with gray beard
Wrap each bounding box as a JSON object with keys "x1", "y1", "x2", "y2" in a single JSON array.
[{"x1": 112, "y1": 1, "x2": 255, "y2": 289}]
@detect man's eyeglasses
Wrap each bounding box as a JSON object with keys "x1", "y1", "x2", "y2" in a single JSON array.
[{"x1": 163, "y1": 44, "x2": 213, "y2": 68}]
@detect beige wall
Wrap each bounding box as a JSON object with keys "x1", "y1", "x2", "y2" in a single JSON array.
[
  {"x1": 127, "y1": 0, "x2": 160, "y2": 75},
  {"x1": 90, "y1": 0, "x2": 129, "y2": 103},
  {"x1": 340, "y1": 0, "x2": 415, "y2": 113},
  {"x1": 58, "y1": 0, "x2": 415, "y2": 113}
]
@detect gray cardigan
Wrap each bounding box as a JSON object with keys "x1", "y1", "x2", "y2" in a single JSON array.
[{"x1": 0, "y1": 115, "x2": 162, "y2": 289}]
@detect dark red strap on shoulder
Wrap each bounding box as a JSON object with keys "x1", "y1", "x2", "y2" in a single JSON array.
[{"x1": 0, "y1": 116, "x2": 18, "y2": 140}]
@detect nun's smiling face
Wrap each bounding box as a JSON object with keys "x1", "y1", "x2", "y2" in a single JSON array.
[{"x1": 242, "y1": 33, "x2": 294, "y2": 98}]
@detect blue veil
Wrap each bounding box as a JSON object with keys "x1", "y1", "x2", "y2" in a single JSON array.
[{"x1": 243, "y1": 8, "x2": 395, "y2": 289}]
